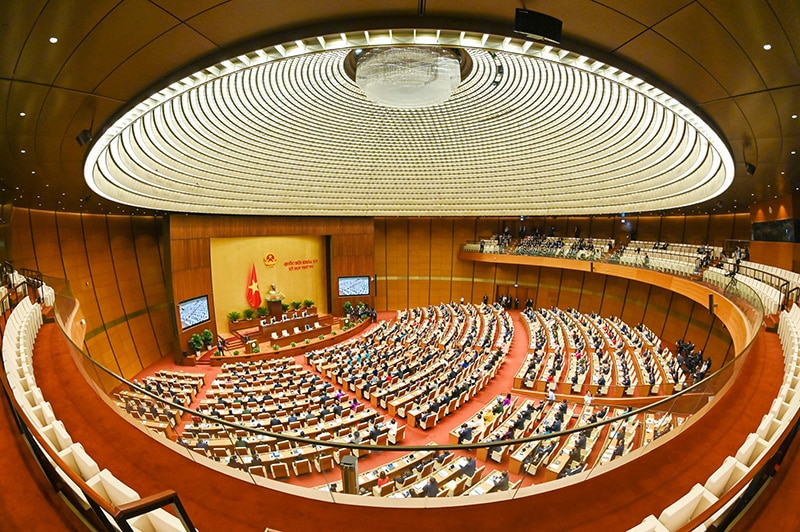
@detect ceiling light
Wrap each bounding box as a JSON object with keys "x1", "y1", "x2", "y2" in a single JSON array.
[
  {"x1": 20, "y1": 149, "x2": 25, "y2": 154},
  {"x1": 763, "y1": 44, "x2": 772, "y2": 50},
  {"x1": 19, "y1": 112, "x2": 26, "y2": 117},
  {"x1": 49, "y1": 37, "x2": 58, "y2": 44},
  {"x1": 792, "y1": 114, "x2": 798, "y2": 119},
  {"x1": 355, "y1": 47, "x2": 462, "y2": 109}
]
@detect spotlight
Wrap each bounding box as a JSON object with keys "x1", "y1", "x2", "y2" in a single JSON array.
[
  {"x1": 76, "y1": 129, "x2": 92, "y2": 147},
  {"x1": 514, "y1": 9, "x2": 562, "y2": 44},
  {"x1": 745, "y1": 162, "x2": 756, "y2": 175}
]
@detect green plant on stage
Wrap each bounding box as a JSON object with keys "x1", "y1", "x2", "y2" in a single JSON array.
[
  {"x1": 243, "y1": 308, "x2": 256, "y2": 320},
  {"x1": 257, "y1": 306, "x2": 268, "y2": 318},
  {"x1": 303, "y1": 299, "x2": 315, "y2": 308},
  {"x1": 201, "y1": 329, "x2": 214, "y2": 347},
  {"x1": 290, "y1": 301, "x2": 302, "y2": 310},
  {"x1": 273, "y1": 344, "x2": 280, "y2": 350},
  {"x1": 227, "y1": 310, "x2": 241, "y2": 322},
  {"x1": 189, "y1": 334, "x2": 203, "y2": 353}
]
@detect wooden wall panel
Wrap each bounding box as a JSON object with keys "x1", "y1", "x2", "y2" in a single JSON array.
[
  {"x1": 129, "y1": 314, "x2": 161, "y2": 368},
  {"x1": 475, "y1": 218, "x2": 498, "y2": 240},
  {"x1": 407, "y1": 220, "x2": 431, "y2": 308},
  {"x1": 430, "y1": 219, "x2": 455, "y2": 303},
  {"x1": 659, "y1": 216, "x2": 687, "y2": 243},
  {"x1": 108, "y1": 217, "x2": 146, "y2": 312},
  {"x1": 451, "y1": 221, "x2": 477, "y2": 284},
  {"x1": 588, "y1": 216, "x2": 615, "y2": 240},
  {"x1": 557, "y1": 269, "x2": 583, "y2": 310},
  {"x1": 634, "y1": 217, "x2": 661, "y2": 243},
  {"x1": 373, "y1": 220, "x2": 388, "y2": 310},
  {"x1": 643, "y1": 286, "x2": 671, "y2": 333},
  {"x1": 600, "y1": 276, "x2": 627, "y2": 317},
  {"x1": 684, "y1": 216, "x2": 710, "y2": 245},
  {"x1": 384, "y1": 220, "x2": 409, "y2": 309},
  {"x1": 577, "y1": 272, "x2": 604, "y2": 313},
  {"x1": 686, "y1": 304, "x2": 714, "y2": 360},
  {"x1": 749, "y1": 241, "x2": 795, "y2": 271},
  {"x1": 662, "y1": 293, "x2": 693, "y2": 345},
  {"x1": 732, "y1": 213, "x2": 751, "y2": 241},
  {"x1": 57, "y1": 215, "x2": 102, "y2": 331},
  {"x1": 495, "y1": 264, "x2": 517, "y2": 285},
  {"x1": 620, "y1": 282, "x2": 648, "y2": 326},
  {"x1": 83, "y1": 217, "x2": 125, "y2": 322},
  {"x1": 10, "y1": 208, "x2": 36, "y2": 269},
  {"x1": 535, "y1": 267, "x2": 562, "y2": 308},
  {"x1": 386, "y1": 279, "x2": 408, "y2": 310},
  {"x1": 27, "y1": 210, "x2": 64, "y2": 278},
  {"x1": 705, "y1": 316, "x2": 734, "y2": 367},
  {"x1": 708, "y1": 214, "x2": 736, "y2": 247}
]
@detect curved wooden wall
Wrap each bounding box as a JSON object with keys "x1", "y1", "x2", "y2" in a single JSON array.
[{"x1": 10, "y1": 208, "x2": 170, "y2": 391}]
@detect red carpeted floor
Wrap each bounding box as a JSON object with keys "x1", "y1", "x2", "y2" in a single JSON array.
[
  {"x1": 0, "y1": 382, "x2": 87, "y2": 531},
  {"x1": 8, "y1": 312, "x2": 797, "y2": 531}
]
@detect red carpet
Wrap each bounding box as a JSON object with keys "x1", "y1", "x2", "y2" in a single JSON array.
[
  {"x1": 0, "y1": 380, "x2": 87, "y2": 531},
  {"x1": 14, "y1": 316, "x2": 791, "y2": 531}
]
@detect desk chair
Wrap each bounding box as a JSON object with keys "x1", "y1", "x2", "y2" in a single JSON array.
[
  {"x1": 269, "y1": 462, "x2": 290, "y2": 479},
  {"x1": 292, "y1": 458, "x2": 312, "y2": 476}
]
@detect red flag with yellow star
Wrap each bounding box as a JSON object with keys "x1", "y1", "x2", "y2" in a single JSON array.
[{"x1": 246, "y1": 263, "x2": 261, "y2": 309}]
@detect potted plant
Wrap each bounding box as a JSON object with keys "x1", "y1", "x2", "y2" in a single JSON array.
[
  {"x1": 256, "y1": 306, "x2": 268, "y2": 318},
  {"x1": 272, "y1": 344, "x2": 280, "y2": 350},
  {"x1": 213, "y1": 350, "x2": 222, "y2": 357},
  {"x1": 291, "y1": 341, "x2": 297, "y2": 347},
  {"x1": 343, "y1": 301, "x2": 353, "y2": 316},
  {"x1": 290, "y1": 301, "x2": 302, "y2": 311},
  {"x1": 304, "y1": 339, "x2": 310, "y2": 344},
  {"x1": 252, "y1": 346, "x2": 260, "y2": 353},
  {"x1": 189, "y1": 333, "x2": 203, "y2": 355},
  {"x1": 303, "y1": 299, "x2": 315, "y2": 309},
  {"x1": 227, "y1": 310, "x2": 241, "y2": 323},
  {"x1": 243, "y1": 308, "x2": 256, "y2": 320},
  {"x1": 281, "y1": 302, "x2": 290, "y2": 313},
  {"x1": 233, "y1": 350, "x2": 239, "y2": 356},
  {"x1": 201, "y1": 329, "x2": 214, "y2": 349}
]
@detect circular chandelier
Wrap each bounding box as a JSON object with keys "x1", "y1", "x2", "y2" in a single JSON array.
[{"x1": 355, "y1": 47, "x2": 462, "y2": 109}]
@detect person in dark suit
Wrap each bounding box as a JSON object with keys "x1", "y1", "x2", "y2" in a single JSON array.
[
  {"x1": 458, "y1": 423, "x2": 473, "y2": 444},
  {"x1": 611, "y1": 440, "x2": 625, "y2": 460},
  {"x1": 425, "y1": 477, "x2": 439, "y2": 497},
  {"x1": 368, "y1": 424, "x2": 382, "y2": 443},
  {"x1": 460, "y1": 457, "x2": 477, "y2": 479}
]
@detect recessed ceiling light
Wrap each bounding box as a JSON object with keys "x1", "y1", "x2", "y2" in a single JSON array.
[
  {"x1": 792, "y1": 151, "x2": 797, "y2": 155},
  {"x1": 31, "y1": 171, "x2": 35, "y2": 174},
  {"x1": 763, "y1": 44, "x2": 772, "y2": 50},
  {"x1": 19, "y1": 112, "x2": 26, "y2": 117},
  {"x1": 49, "y1": 37, "x2": 58, "y2": 44},
  {"x1": 20, "y1": 149, "x2": 25, "y2": 154},
  {"x1": 792, "y1": 114, "x2": 798, "y2": 119}
]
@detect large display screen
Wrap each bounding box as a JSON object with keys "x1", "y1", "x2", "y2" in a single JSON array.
[
  {"x1": 178, "y1": 295, "x2": 210, "y2": 330},
  {"x1": 338, "y1": 276, "x2": 370, "y2": 297}
]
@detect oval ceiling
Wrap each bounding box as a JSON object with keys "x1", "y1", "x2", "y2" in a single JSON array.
[{"x1": 84, "y1": 29, "x2": 734, "y2": 216}]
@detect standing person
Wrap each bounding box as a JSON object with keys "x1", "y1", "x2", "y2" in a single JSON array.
[{"x1": 584, "y1": 390, "x2": 593, "y2": 406}]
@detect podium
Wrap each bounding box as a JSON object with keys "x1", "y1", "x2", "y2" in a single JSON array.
[{"x1": 267, "y1": 300, "x2": 283, "y2": 320}]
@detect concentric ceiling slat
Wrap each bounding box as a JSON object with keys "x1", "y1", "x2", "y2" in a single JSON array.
[{"x1": 85, "y1": 29, "x2": 734, "y2": 216}]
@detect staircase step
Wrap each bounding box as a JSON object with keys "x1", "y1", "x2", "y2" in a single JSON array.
[{"x1": 765, "y1": 315, "x2": 779, "y2": 333}]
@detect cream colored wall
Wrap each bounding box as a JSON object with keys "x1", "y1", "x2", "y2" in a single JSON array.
[{"x1": 210, "y1": 235, "x2": 328, "y2": 333}]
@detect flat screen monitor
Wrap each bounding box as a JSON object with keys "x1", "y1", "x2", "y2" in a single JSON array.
[
  {"x1": 178, "y1": 295, "x2": 210, "y2": 331},
  {"x1": 338, "y1": 275, "x2": 371, "y2": 297}
]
